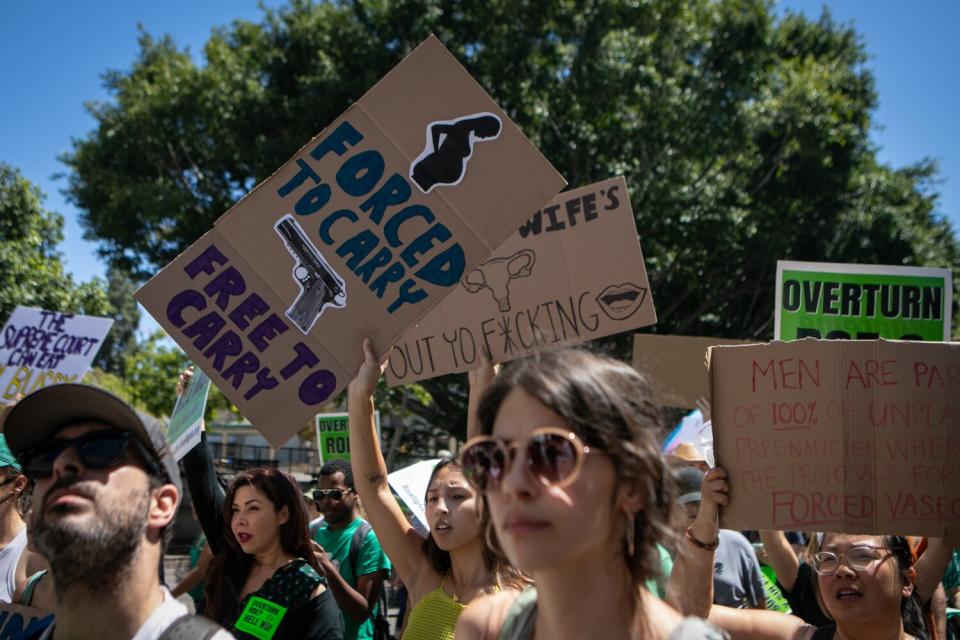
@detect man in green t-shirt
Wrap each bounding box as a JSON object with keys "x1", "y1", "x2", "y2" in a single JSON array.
[{"x1": 313, "y1": 459, "x2": 391, "y2": 640}]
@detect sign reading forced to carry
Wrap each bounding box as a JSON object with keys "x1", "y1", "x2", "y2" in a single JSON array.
[
  {"x1": 136, "y1": 36, "x2": 565, "y2": 446},
  {"x1": 775, "y1": 261, "x2": 952, "y2": 342}
]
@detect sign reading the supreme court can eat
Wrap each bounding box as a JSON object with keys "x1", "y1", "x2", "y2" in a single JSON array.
[
  {"x1": 775, "y1": 261, "x2": 952, "y2": 341},
  {"x1": 135, "y1": 36, "x2": 565, "y2": 447},
  {"x1": 0, "y1": 306, "x2": 114, "y2": 401},
  {"x1": 710, "y1": 339, "x2": 960, "y2": 538},
  {"x1": 314, "y1": 411, "x2": 380, "y2": 464},
  {"x1": 386, "y1": 177, "x2": 656, "y2": 384}
]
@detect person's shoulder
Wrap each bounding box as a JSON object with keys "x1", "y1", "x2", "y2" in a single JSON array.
[{"x1": 456, "y1": 589, "x2": 526, "y2": 640}]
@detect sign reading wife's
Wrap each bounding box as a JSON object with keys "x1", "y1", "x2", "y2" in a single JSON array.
[
  {"x1": 0, "y1": 306, "x2": 113, "y2": 400},
  {"x1": 775, "y1": 261, "x2": 952, "y2": 341},
  {"x1": 710, "y1": 340, "x2": 959, "y2": 538},
  {"x1": 387, "y1": 177, "x2": 656, "y2": 384},
  {"x1": 135, "y1": 36, "x2": 565, "y2": 446}
]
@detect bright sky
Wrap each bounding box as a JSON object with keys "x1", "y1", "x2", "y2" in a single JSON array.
[{"x1": 1, "y1": 1, "x2": 957, "y2": 338}]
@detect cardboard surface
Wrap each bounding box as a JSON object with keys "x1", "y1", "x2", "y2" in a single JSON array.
[
  {"x1": 710, "y1": 339, "x2": 960, "y2": 537},
  {"x1": 167, "y1": 367, "x2": 211, "y2": 461},
  {"x1": 135, "y1": 36, "x2": 565, "y2": 446},
  {"x1": 0, "y1": 306, "x2": 114, "y2": 400},
  {"x1": 632, "y1": 334, "x2": 751, "y2": 409},
  {"x1": 386, "y1": 177, "x2": 656, "y2": 384},
  {"x1": 775, "y1": 261, "x2": 952, "y2": 341}
]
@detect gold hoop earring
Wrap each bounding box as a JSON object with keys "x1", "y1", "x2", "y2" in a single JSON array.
[{"x1": 625, "y1": 512, "x2": 636, "y2": 559}]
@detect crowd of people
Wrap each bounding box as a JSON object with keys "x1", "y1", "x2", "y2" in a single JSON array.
[{"x1": 0, "y1": 340, "x2": 955, "y2": 639}]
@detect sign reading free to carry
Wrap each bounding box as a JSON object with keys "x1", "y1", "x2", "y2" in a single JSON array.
[
  {"x1": 775, "y1": 261, "x2": 953, "y2": 341},
  {"x1": 314, "y1": 411, "x2": 380, "y2": 463}
]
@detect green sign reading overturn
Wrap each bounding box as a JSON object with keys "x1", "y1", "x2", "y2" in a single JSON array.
[
  {"x1": 314, "y1": 411, "x2": 381, "y2": 463},
  {"x1": 775, "y1": 261, "x2": 952, "y2": 341}
]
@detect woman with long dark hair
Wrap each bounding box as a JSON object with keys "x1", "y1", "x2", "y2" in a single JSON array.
[
  {"x1": 455, "y1": 348, "x2": 723, "y2": 640},
  {"x1": 347, "y1": 339, "x2": 526, "y2": 640},
  {"x1": 179, "y1": 369, "x2": 343, "y2": 640}
]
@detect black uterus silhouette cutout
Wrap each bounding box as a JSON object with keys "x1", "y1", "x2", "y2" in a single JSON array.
[{"x1": 410, "y1": 112, "x2": 502, "y2": 193}]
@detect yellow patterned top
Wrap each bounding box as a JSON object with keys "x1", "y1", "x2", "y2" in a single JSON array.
[{"x1": 401, "y1": 573, "x2": 467, "y2": 640}]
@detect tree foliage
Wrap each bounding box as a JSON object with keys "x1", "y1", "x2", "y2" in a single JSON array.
[
  {"x1": 62, "y1": 0, "x2": 960, "y2": 439},
  {"x1": 0, "y1": 163, "x2": 111, "y2": 324}
]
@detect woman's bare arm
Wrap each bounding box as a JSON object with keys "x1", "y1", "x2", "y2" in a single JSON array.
[{"x1": 348, "y1": 339, "x2": 429, "y2": 587}]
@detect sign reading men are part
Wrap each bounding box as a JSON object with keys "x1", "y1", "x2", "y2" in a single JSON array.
[
  {"x1": 135, "y1": 36, "x2": 566, "y2": 447},
  {"x1": 0, "y1": 306, "x2": 114, "y2": 400},
  {"x1": 387, "y1": 177, "x2": 657, "y2": 385},
  {"x1": 709, "y1": 339, "x2": 960, "y2": 539},
  {"x1": 775, "y1": 261, "x2": 952, "y2": 342}
]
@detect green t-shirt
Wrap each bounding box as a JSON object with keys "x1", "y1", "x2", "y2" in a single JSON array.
[
  {"x1": 944, "y1": 550, "x2": 960, "y2": 591},
  {"x1": 313, "y1": 518, "x2": 392, "y2": 640},
  {"x1": 645, "y1": 544, "x2": 673, "y2": 599}
]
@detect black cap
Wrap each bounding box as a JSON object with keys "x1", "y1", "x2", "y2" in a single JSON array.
[
  {"x1": 0, "y1": 384, "x2": 181, "y2": 497},
  {"x1": 674, "y1": 466, "x2": 704, "y2": 504}
]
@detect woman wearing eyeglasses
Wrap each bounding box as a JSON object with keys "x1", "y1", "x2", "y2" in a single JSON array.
[
  {"x1": 348, "y1": 339, "x2": 527, "y2": 640},
  {"x1": 670, "y1": 466, "x2": 931, "y2": 640},
  {"x1": 178, "y1": 369, "x2": 344, "y2": 640},
  {"x1": 456, "y1": 348, "x2": 724, "y2": 640}
]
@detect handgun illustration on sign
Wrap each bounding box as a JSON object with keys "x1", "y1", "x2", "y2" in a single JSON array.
[{"x1": 275, "y1": 215, "x2": 347, "y2": 334}]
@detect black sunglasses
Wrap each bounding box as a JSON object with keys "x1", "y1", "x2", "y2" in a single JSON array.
[
  {"x1": 313, "y1": 488, "x2": 349, "y2": 502},
  {"x1": 22, "y1": 430, "x2": 160, "y2": 479}
]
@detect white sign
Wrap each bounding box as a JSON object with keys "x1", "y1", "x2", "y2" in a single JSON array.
[
  {"x1": 388, "y1": 458, "x2": 441, "y2": 537},
  {"x1": 0, "y1": 307, "x2": 114, "y2": 400},
  {"x1": 168, "y1": 367, "x2": 212, "y2": 461}
]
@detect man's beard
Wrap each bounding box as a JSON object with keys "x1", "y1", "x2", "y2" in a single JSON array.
[{"x1": 32, "y1": 473, "x2": 151, "y2": 595}]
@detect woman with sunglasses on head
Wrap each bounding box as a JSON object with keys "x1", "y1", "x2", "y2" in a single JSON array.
[
  {"x1": 348, "y1": 339, "x2": 527, "y2": 640},
  {"x1": 178, "y1": 368, "x2": 344, "y2": 640},
  {"x1": 456, "y1": 348, "x2": 724, "y2": 640},
  {"x1": 669, "y1": 466, "x2": 932, "y2": 640}
]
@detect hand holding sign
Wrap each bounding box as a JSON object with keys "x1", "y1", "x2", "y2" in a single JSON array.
[{"x1": 347, "y1": 338, "x2": 389, "y2": 401}]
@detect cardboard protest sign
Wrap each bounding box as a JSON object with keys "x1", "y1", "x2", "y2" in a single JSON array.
[
  {"x1": 632, "y1": 334, "x2": 750, "y2": 409},
  {"x1": 135, "y1": 36, "x2": 565, "y2": 446},
  {"x1": 0, "y1": 602, "x2": 54, "y2": 637},
  {"x1": 710, "y1": 339, "x2": 960, "y2": 538},
  {"x1": 388, "y1": 458, "x2": 441, "y2": 537},
  {"x1": 386, "y1": 177, "x2": 656, "y2": 384},
  {"x1": 775, "y1": 261, "x2": 952, "y2": 341},
  {"x1": 314, "y1": 411, "x2": 380, "y2": 464},
  {"x1": 0, "y1": 306, "x2": 114, "y2": 401},
  {"x1": 167, "y1": 367, "x2": 211, "y2": 461}
]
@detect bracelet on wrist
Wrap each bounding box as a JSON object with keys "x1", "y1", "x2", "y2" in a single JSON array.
[{"x1": 685, "y1": 526, "x2": 719, "y2": 551}]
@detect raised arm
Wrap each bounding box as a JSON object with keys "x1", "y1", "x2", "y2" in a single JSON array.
[
  {"x1": 668, "y1": 467, "x2": 810, "y2": 640},
  {"x1": 914, "y1": 537, "x2": 955, "y2": 605},
  {"x1": 348, "y1": 339, "x2": 429, "y2": 586},
  {"x1": 466, "y1": 350, "x2": 498, "y2": 441},
  {"x1": 177, "y1": 368, "x2": 227, "y2": 553},
  {"x1": 759, "y1": 530, "x2": 801, "y2": 592},
  {"x1": 667, "y1": 467, "x2": 727, "y2": 618}
]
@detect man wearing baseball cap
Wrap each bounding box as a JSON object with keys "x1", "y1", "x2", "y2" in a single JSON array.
[{"x1": 2, "y1": 384, "x2": 232, "y2": 639}]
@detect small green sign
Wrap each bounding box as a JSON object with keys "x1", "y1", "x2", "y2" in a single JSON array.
[
  {"x1": 235, "y1": 596, "x2": 287, "y2": 640},
  {"x1": 314, "y1": 411, "x2": 380, "y2": 464},
  {"x1": 775, "y1": 261, "x2": 952, "y2": 341}
]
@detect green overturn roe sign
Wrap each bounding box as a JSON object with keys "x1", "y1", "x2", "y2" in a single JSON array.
[{"x1": 775, "y1": 261, "x2": 953, "y2": 341}]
